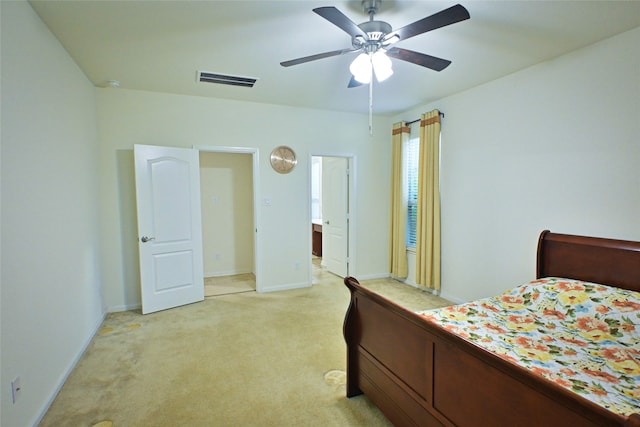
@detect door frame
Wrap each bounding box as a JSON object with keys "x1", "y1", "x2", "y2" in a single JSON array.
[
  {"x1": 308, "y1": 152, "x2": 357, "y2": 282},
  {"x1": 195, "y1": 146, "x2": 262, "y2": 292}
]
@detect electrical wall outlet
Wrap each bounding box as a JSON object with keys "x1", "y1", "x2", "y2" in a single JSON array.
[{"x1": 11, "y1": 377, "x2": 21, "y2": 404}]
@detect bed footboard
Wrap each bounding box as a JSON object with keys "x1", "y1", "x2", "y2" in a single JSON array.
[{"x1": 343, "y1": 277, "x2": 640, "y2": 427}]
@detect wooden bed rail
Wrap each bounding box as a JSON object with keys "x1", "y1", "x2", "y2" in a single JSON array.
[{"x1": 343, "y1": 230, "x2": 640, "y2": 426}]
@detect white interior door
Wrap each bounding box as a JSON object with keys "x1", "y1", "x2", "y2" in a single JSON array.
[
  {"x1": 321, "y1": 157, "x2": 349, "y2": 277},
  {"x1": 134, "y1": 144, "x2": 204, "y2": 314}
]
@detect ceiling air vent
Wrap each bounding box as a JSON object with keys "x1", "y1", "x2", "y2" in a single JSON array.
[{"x1": 197, "y1": 71, "x2": 257, "y2": 88}]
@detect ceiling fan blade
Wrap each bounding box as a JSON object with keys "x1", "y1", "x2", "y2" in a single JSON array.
[
  {"x1": 347, "y1": 76, "x2": 364, "y2": 88},
  {"x1": 313, "y1": 6, "x2": 368, "y2": 39},
  {"x1": 386, "y1": 47, "x2": 452, "y2": 71},
  {"x1": 280, "y1": 48, "x2": 356, "y2": 67},
  {"x1": 382, "y1": 4, "x2": 469, "y2": 44}
]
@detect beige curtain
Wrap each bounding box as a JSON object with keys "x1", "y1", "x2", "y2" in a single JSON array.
[
  {"x1": 389, "y1": 122, "x2": 410, "y2": 278},
  {"x1": 416, "y1": 110, "x2": 441, "y2": 291}
]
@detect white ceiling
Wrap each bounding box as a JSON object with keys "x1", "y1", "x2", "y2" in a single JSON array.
[{"x1": 30, "y1": 0, "x2": 640, "y2": 116}]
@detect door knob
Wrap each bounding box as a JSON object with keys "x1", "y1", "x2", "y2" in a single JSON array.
[
  {"x1": 324, "y1": 220, "x2": 330, "y2": 225},
  {"x1": 141, "y1": 236, "x2": 155, "y2": 243}
]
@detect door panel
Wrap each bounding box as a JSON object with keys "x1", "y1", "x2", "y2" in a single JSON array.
[
  {"x1": 322, "y1": 157, "x2": 349, "y2": 277},
  {"x1": 154, "y1": 251, "x2": 193, "y2": 291},
  {"x1": 150, "y1": 158, "x2": 193, "y2": 240},
  {"x1": 134, "y1": 144, "x2": 204, "y2": 314}
]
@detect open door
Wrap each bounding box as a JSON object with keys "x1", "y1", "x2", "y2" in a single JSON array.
[
  {"x1": 321, "y1": 157, "x2": 349, "y2": 277},
  {"x1": 134, "y1": 144, "x2": 204, "y2": 314}
]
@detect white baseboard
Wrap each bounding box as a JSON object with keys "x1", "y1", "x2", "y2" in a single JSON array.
[
  {"x1": 109, "y1": 271, "x2": 256, "y2": 313},
  {"x1": 438, "y1": 292, "x2": 466, "y2": 305},
  {"x1": 205, "y1": 269, "x2": 254, "y2": 278},
  {"x1": 259, "y1": 281, "x2": 311, "y2": 293},
  {"x1": 107, "y1": 303, "x2": 141, "y2": 313},
  {"x1": 33, "y1": 311, "x2": 107, "y2": 426}
]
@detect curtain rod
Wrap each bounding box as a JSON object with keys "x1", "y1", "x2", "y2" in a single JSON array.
[{"x1": 405, "y1": 111, "x2": 445, "y2": 125}]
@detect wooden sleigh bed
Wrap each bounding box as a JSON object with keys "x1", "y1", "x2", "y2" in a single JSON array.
[{"x1": 343, "y1": 230, "x2": 640, "y2": 426}]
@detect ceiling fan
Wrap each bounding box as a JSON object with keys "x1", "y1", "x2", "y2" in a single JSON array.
[{"x1": 280, "y1": 0, "x2": 470, "y2": 87}]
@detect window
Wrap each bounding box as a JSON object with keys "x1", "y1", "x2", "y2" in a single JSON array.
[{"x1": 406, "y1": 137, "x2": 419, "y2": 249}]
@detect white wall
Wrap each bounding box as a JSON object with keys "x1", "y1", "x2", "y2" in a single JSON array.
[
  {"x1": 5, "y1": 3, "x2": 635, "y2": 422},
  {"x1": 200, "y1": 152, "x2": 254, "y2": 277},
  {"x1": 0, "y1": 2, "x2": 105, "y2": 426},
  {"x1": 96, "y1": 89, "x2": 390, "y2": 310},
  {"x1": 394, "y1": 27, "x2": 640, "y2": 303}
]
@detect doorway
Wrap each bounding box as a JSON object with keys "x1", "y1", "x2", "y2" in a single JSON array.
[
  {"x1": 199, "y1": 148, "x2": 259, "y2": 295},
  {"x1": 310, "y1": 155, "x2": 354, "y2": 282}
]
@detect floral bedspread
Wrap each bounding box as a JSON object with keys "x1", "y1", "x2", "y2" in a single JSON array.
[{"x1": 417, "y1": 277, "x2": 640, "y2": 416}]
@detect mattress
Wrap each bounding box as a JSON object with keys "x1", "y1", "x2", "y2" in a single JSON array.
[{"x1": 417, "y1": 277, "x2": 640, "y2": 416}]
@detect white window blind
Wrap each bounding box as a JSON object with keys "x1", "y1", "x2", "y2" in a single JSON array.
[{"x1": 406, "y1": 137, "x2": 419, "y2": 248}]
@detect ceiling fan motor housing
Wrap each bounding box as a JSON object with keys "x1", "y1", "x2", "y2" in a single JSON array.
[{"x1": 353, "y1": 20, "x2": 392, "y2": 52}]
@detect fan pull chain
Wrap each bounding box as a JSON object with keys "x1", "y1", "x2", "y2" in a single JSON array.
[{"x1": 369, "y1": 69, "x2": 374, "y2": 136}]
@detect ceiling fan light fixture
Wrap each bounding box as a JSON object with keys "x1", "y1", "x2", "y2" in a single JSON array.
[
  {"x1": 350, "y1": 52, "x2": 372, "y2": 84},
  {"x1": 372, "y1": 50, "x2": 393, "y2": 82}
]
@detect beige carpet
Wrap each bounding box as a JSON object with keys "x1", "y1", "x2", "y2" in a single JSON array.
[{"x1": 39, "y1": 263, "x2": 451, "y2": 426}]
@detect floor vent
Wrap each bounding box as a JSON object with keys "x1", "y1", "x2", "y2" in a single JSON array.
[{"x1": 197, "y1": 71, "x2": 257, "y2": 88}]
